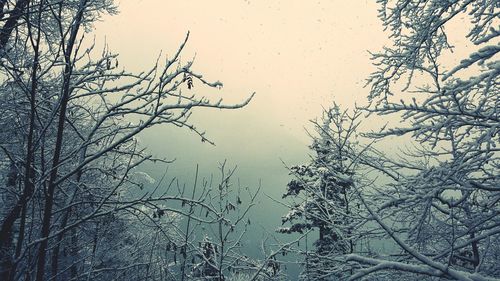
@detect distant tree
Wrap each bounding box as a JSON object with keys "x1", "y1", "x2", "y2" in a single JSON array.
[
  {"x1": 279, "y1": 106, "x2": 365, "y2": 280},
  {"x1": 183, "y1": 162, "x2": 288, "y2": 281}
]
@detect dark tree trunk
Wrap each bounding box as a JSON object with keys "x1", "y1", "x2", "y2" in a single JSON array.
[
  {"x1": 0, "y1": 0, "x2": 29, "y2": 52},
  {"x1": 0, "y1": 162, "x2": 19, "y2": 280},
  {"x1": 35, "y1": 2, "x2": 87, "y2": 280}
]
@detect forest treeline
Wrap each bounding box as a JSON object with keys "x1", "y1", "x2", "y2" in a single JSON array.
[{"x1": 0, "y1": 1, "x2": 498, "y2": 281}]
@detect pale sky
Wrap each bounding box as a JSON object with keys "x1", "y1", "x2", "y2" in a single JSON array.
[{"x1": 94, "y1": 0, "x2": 388, "y2": 165}]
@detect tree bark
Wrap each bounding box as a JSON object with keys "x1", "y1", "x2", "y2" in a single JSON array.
[
  {"x1": 0, "y1": 1, "x2": 41, "y2": 276},
  {"x1": 0, "y1": 0, "x2": 29, "y2": 52},
  {"x1": 35, "y1": 2, "x2": 87, "y2": 280}
]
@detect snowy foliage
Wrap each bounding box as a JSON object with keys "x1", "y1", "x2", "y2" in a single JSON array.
[
  {"x1": 0, "y1": 1, "x2": 255, "y2": 281},
  {"x1": 280, "y1": 106, "x2": 365, "y2": 280},
  {"x1": 342, "y1": 0, "x2": 500, "y2": 280}
]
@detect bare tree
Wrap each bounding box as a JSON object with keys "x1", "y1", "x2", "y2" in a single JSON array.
[
  {"x1": 0, "y1": 1, "x2": 255, "y2": 280},
  {"x1": 178, "y1": 161, "x2": 287, "y2": 281},
  {"x1": 342, "y1": 1, "x2": 499, "y2": 280}
]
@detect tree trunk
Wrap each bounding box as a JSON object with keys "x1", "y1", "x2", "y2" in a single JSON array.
[
  {"x1": 35, "y1": 2, "x2": 87, "y2": 280},
  {"x1": 0, "y1": 0, "x2": 29, "y2": 52},
  {"x1": 0, "y1": 2, "x2": 41, "y2": 274},
  {"x1": 0, "y1": 162, "x2": 19, "y2": 280}
]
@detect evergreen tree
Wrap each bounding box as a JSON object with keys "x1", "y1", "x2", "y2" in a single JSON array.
[{"x1": 279, "y1": 106, "x2": 362, "y2": 280}]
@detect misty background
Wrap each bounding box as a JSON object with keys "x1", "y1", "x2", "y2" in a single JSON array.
[
  {"x1": 94, "y1": 1, "x2": 388, "y2": 277},
  {"x1": 93, "y1": 0, "x2": 387, "y2": 211}
]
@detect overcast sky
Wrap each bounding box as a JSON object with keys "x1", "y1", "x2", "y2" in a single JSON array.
[{"x1": 94, "y1": 0, "x2": 388, "y2": 167}]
